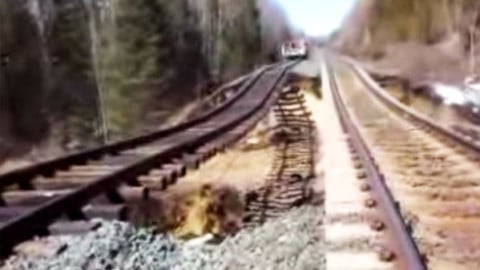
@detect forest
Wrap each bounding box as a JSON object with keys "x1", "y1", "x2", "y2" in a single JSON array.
[
  {"x1": 335, "y1": 0, "x2": 480, "y2": 56},
  {"x1": 0, "y1": 0, "x2": 291, "y2": 165}
]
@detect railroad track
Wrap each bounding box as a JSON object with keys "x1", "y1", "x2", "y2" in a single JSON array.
[
  {"x1": 0, "y1": 61, "x2": 297, "y2": 256},
  {"x1": 331, "y1": 55, "x2": 480, "y2": 269},
  {"x1": 451, "y1": 124, "x2": 480, "y2": 142},
  {"x1": 324, "y1": 57, "x2": 425, "y2": 270},
  {"x1": 244, "y1": 82, "x2": 317, "y2": 226}
]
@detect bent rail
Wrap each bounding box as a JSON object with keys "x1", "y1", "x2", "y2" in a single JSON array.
[
  {"x1": 0, "y1": 61, "x2": 297, "y2": 255},
  {"x1": 0, "y1": 65, "x2": 274, "y2": 190}
]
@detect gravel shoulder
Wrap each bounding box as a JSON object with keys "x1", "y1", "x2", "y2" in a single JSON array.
[{"x1": 2, "y1": 205, "x2": 325, "y2": 270}]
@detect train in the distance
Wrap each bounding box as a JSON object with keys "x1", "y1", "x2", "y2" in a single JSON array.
[{"x1": 281, "y1": 39, "x2": 309, "y2": 60}]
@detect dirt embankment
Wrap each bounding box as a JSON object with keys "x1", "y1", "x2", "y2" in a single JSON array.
[
  {"x1": 360, "y1": 39, "x2": 467, "y2": 85},
  {"x1": 333, "y1": 0, "x2": 480, "y2": 85}
]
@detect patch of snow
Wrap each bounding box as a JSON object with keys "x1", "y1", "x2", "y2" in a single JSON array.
[
  {"x1": 183, "y1": 234, "x2": 215, "y2": 247},
  {"x1": 432, "y1": 83, "x2": 466, "y2": 105},
  {"x1": 466, "y1": 83, "x2": 480, "y2": 91}
]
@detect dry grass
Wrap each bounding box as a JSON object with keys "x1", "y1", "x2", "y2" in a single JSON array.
[
  {"x1": 170, "y1": 184, "x2": 245, "y2": 239},
  {"x1": 169, "y1": 122, "x2": 275, "y2": 195}
]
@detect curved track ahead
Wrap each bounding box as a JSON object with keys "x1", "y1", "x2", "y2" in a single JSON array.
[{"x1": 0, "y1": 61, "x2": 297, "y2": 255}]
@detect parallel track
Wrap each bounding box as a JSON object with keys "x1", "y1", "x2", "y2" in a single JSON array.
[
  {"x1": 326, "y1": 58, "x2": 425, "y2": 269},
  {"x1": 333, "y1": 55, "x2": 480, "y2": 269},
  {"x1": 0, "y1": 62, "x2": 297, "y2": 255},
  {"x1": 346, "y1": 59, "x2": 480, "y2": 269}
]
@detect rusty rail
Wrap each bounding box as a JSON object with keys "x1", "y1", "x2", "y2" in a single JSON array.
[{"x1": 326, "y1": 60, "x2": 426, "y2": 270}]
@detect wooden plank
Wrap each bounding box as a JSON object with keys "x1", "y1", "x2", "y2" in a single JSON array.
[
  {"x1": 0, "y1": 206, "x2": 33, "y2": 221},
  {"x1": 174, "y1": 154, "x2": 202, "y2": 170},
  {"x1": 70, "y1": 165, "x2": 122, "y2": 171},
  {"x1": 138, "y1": 176, "x2": 167, "y2": 190},
  {"x1": 82, "y1": 204, "x2": 127, "y2": 220},
  {"x1": 162, "y1": 164, "x2": 186, "y2": 177},
  {"x1": 3, "y1": 190, "x2": 71, "y2": 206},
  {"x1": 117, "y1": 186, "x2": 149, "y2": 201},
  {"x1": 89, "y1": 154, "x2": 142, "y2": 166},
  {"x1": 33, "y1": 177, "x2": 96, "y2": 190},
  {"x1": 14, "y1": 240, "x2": 67, "y2": 257},
  {"x1": 55, "y1": 171, "x2": 110, "y2": 177},
  {"x1": 149, "y1": 169, "x2": 177, "y2": 184},
  {"x1": 48, "y1": 220, "x2": 101, "y2": 235}
]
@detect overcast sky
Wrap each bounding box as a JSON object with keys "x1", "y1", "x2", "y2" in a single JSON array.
[{"x1": 274, "y1": 0, "x2": 357, "y2": 37}]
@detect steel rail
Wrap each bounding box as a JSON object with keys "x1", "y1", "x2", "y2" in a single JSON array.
[
  {"x1": 326, "y1": 59, "x2": 426, "y2": 270},
  {"x1": 186, "y1": 70, "x2": 261, "y2": 118},
  {"x1": 0, "y1": 65, "x2": 275, "y2": 191},
  {"x1": 0, "y1": 61, "x2": 297, "y2": 255},
  {"x1": 345, "y1": 57, "x2": 480, "y2": 156}
]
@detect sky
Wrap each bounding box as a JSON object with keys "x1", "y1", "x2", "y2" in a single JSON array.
[{"x1": 274, "y1": 0, "x2": 357, "y2": 37}]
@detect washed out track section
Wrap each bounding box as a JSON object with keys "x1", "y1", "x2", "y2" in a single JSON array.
[
  {"x1": 336, "y1": 57, "x2": 480, "y2": 270},
  {"x1": 0, "y1": 62, "x2": 297, "y2": 255},
  {"x1": 325, "y1": 58, "x2": 425, "y2": 270},
  {"x1": 243, "y1": 81, "x2": 318, "y2": 226}
]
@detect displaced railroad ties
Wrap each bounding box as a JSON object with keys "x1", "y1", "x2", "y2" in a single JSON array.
[
  {"x1": 244, "y1": 84, "x2": 317, "y2": 226},
  {"x1": 0, "y1": 62, "x2": 297, "y2": 256}
]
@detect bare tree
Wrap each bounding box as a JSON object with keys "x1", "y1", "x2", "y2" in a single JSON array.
[{"x1": 469, "y1": 9, "x2": 479, "y2": 75}]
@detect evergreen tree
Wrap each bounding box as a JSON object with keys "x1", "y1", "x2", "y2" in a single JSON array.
[
  {"x1": 0, "y1": 0, "x2": 49, "y2": 143},
  {"x1": 0, "y1": 0, "x2": 268, "y2": 159},
  {"x1": 219, "y1": 0, "x2": 263, "y2": 78},
  {"x1": 48, "y1": 0, "x2": 100, "y2": 146},
  {"x1": 98, "y1": 0, "x2": 168, "y2": 136}
]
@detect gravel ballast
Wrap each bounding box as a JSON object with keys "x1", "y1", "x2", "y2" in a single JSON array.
[
  {"x1": 1, "y1": 205, "x2": 325, "y2": 270},
  {"x1": 176, "y1": 205, "x2": 325, "y2": 270}
]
